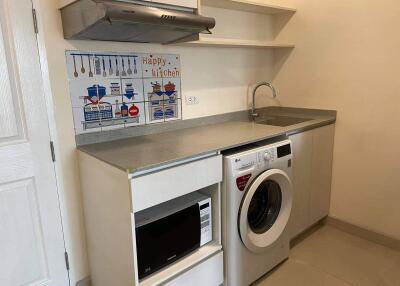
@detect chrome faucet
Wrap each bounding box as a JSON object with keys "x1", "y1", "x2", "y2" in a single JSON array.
[{"x1": 251, "y1": 82, "x2": 277, "y2": 120}]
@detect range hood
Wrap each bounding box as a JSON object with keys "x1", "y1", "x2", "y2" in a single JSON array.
[{"x1": 60, "y1": 0, "x2": 216, "y2": 44}]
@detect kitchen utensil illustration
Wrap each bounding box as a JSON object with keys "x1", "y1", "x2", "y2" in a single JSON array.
[
  {"x1": 129, "y1": 103, "x2": 139, "y2": 117},
  {"x1": 164, "y1": 82, "x2": 176, "y2": 92},
  {"x1": 133, "y1": 57, "x2": 138, "y2": 74},
  {"x1": 94, "y1": 57, "x2": 101, "y2": 75},
  {"x1": 110, "y1": 83, "x2": 120, "y2": 95},
  {"x1": 80, "y1": 55, "x2": 85, "y2": 74},
  {"x1": 152, "y1": 106, "x2": 164, "y2": 121},
  {"x1": 151, "y1": 82, "x2": 162, "y2": 93},
  {"x1": 127, "y1": 57, "x2": 132, "y2": 75},
  {"x1": 115, "y1": 57, "x2": 120, "y2": 76},
  {"x1": 87, "y1": 85, "x2": 106, "y2": 104},
  {"x1": 164, "y1": 105, "x2": 176, "y2": 119},
  {"x1": 84, "y1": 102, "x2": 113, "y2": 122},
  {"x1": 109, "y1": 57, "x2": 113, "y2": 75},
  {"x1": 67, "y1": 51, "x2": 182, "y2": 132},
  {"x1": 88, "y1": 55, "x2": 93, "y2": 77},
  {"x1": 121, "y1": 102, "x2": 129, "y2": 117},
  {"x1": 149, "y1": 81, "x2": 163, "y2": 104},
  {"x1": 73, "y1": 55, "x2": 78, "y2": 78},
  {"x1": 115, "y1": 100, "x2": 121, "y2": 118},
  {"x1": 164, "y1": 81, "x2": 177, "y2": 102},
  {"x1": 102, "y1": 57, "x2": 107, "y2": 77},
  {"x1": 124, "y1": 83, "x2": 135, "y2": 99},
  {"x1": 122, "y1": 57, "x2": 127, "y2": 77}
]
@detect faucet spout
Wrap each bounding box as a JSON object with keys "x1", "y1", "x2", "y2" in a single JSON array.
[{"x1": 251, "y1": 82, "x2": 277, "y2": 120}]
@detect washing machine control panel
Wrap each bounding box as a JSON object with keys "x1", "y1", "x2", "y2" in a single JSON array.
[
  {"x1": 233, "y1": 153, "x2": 257, "y2": 170},
  {"x1": 258, "y1": 148, "x2": 276, "y2": 163},
  {"x1": 263, "y1": 149, "x2": 275, "y2": 161}
]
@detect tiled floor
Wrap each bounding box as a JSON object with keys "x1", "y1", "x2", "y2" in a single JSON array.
[{"x1": 254, "y1": 225, "x2": 400, "y2": 286}]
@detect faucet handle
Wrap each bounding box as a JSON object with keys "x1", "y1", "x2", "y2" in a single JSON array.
[{"x1": 251, "y1": 112, "x2": 259, "y2": 118}]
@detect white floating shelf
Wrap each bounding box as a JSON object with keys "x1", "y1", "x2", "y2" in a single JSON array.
[
  {"x1": 201, "y1": 0, "x2": 296, "y2": 14},
  {"x1": 176, "y1": 37, "x2": 295, "y2": 49},
  {"x1": 139, "y1": 242, "x2": 222, "y2": 286}
]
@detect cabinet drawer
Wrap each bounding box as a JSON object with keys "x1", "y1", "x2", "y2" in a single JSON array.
[
  {"x1": 131, "y1": 155, "x2": 222, "y2": 212},
  {"x1": 165, "y1": 251, "x2": 223, "y2": 286}
]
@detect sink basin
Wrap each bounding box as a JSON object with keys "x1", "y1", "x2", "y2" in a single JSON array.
[{"x1": 256, "y1": 116, "x2": 312, "y2": 127}]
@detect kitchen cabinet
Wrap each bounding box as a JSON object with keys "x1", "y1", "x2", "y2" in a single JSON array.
[
  {"x1": 289, "y1": 124, "x2": 335, "y2": 239},
  {"x1": 309, "y1": 124, "x2": 335, "y2": 225},
  {"x1": 59, "y1": 0, "x2": 198, "y2": 9},
  {"x1": 201, "y1": 0, "x2": 295, "y2": 14},
  {"x1": 78, "y1": 152, "x2": 223, "y2": 286},
  {"x1": 174, "y1": 0, "x2": 296, "y2": 49},
  {"x1": 153, "y1": 0, "x2": 198, "y2": 9},
  {"x1": 288, "y1": 129, "x2": 313, "y2": 239}
]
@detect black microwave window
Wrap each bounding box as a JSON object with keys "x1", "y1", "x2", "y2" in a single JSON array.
[
  {"x1": 277, "y1": 144, "x2": 291, "y2": 158},
  {"x1": 136, "y1": 204, "x2": 200, "y2": 280}
]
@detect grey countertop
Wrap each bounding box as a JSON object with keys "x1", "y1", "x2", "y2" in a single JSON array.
[{"x1": 78, "y1": 107, "x2": 336, "y2": 174}]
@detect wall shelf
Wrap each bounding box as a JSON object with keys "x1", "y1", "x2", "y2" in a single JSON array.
[
  {"x1": 201, "y1": 0, "x2": 296, "y2": 15},
  {"x1": 175, "y1": 36, "x2": 295, "y2": 49}
]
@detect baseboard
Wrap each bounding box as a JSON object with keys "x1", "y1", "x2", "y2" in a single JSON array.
[
  {"x1": 290, "y1": 219, "x2": 325, "y2": 248},
  {"x1": 76, "y1": 277, "x2": 91, "y2": 286},
  {"x1": 325, "y1": 216, "x2": 400, "y2": 252}
]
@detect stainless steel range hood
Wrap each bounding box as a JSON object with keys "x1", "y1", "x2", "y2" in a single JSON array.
[{"x1": 60, "y1": 0, "x2": 216, "y2": 44}]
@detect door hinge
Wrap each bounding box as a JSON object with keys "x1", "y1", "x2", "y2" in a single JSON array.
[
  {"x1": 50, "y1": 141, "x2": 56, "y2": 162},
  {"x1": 64, "y1": 251, "x2": 70, "y2": 271},
  {"x1": 32, "y1": 9, "x2": 38, "y2": 34}
]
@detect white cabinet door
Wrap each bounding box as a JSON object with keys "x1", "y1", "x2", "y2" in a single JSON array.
[
  {"x1": 289, "y1": 124, "x2": 335, "y2": 238},
  {"x1": 0, "y1": 1, "x2": 69, "y2": 286},
  {"x1": 165, "y1": 252, "x2": 223, "y2": 286},
  {"x1": 153, "y1": 0, "x2": 198, "y2": 9},
  {"x1": 309, "y1": 124, "x2": 335, "y2": 225},
  {"x1": 288, "y1": 130, "x2": 313, "y2": 239}
]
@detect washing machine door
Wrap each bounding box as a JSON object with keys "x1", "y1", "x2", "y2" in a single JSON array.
[{"x1": 238, "y1": 169, "x2": 293, "y2": 253}]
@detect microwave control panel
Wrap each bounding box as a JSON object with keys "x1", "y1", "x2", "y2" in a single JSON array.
[{"x1": 199, "y1": 198, "x2": 212, "y2": 246}]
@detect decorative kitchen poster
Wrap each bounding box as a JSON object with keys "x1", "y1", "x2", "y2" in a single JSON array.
[{"x1": 65, "y1": 51, "x2": 182, "y2": 135}]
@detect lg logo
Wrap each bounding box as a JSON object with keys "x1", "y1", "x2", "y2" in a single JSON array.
[{"x1": 235, "y1": 158, "x2": 241, "y2": 163}]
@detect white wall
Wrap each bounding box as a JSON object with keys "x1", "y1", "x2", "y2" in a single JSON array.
[
  {"x1": 36, "y1": 1, "x2": 276, "y2": 283},
  {"x1": 273, "y1": 0, "x2": 400, "y2": 240}
]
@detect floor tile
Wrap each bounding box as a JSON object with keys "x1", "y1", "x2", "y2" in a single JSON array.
[
  {"x1": 289, "y1": 226, "x2": 400, "y2": 286},
  {"x1": 377, "y1": 256, "x2": 400, "y2": 286},
  {"x1": 256, "y1": 225, "x2": 400, "y2": 286},
  {"x1": 253, "y1": 259, "x2": 353, "y2": 286}
]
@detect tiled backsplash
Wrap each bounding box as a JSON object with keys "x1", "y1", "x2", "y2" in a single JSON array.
[{"x1": 65, "y1": 51, "x2": 182, "y2": 135}]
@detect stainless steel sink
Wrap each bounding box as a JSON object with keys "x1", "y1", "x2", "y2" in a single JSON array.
[{"x1": 256, "y1": 116, "x2": 313, "y2": 127}]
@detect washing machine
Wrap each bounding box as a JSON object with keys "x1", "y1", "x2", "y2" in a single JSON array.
[{"x1": 222, "y1": 139, "x2": 293, "y2": 286}]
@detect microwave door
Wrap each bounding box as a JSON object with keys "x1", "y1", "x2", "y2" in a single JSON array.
[{"x1": 136, "y1": 204, "x2": 201, "y2": 279}]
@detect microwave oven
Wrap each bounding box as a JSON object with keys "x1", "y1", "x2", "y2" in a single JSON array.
[{"x1": 135, "y1": 192, "x2": 212, "y2": 280}]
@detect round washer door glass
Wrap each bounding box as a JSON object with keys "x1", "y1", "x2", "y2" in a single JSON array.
[
  {"x1": 239, "y1": 169, "x2": 293, "y2": 253},
  {"x1": 247, "y1": 180, "x2": 282, "y2": 234}
]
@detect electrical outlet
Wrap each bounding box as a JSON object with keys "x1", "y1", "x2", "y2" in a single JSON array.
[{"x1": 186, "y1": 96, "x2": 199, "y2": 105}]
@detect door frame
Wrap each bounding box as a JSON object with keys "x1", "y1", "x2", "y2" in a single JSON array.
[{"x1": 29, "y1": 0, "x2": 73, "y2": 284}]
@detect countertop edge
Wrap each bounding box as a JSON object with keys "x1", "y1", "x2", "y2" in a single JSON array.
[
  {"x1": 123, "y1": 118, "x2": 336, "y2": 175},
  {"x1": 127, "y1": 118, "x2": 336, "y2": 175}
]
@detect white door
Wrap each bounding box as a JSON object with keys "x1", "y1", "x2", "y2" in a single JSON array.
[{"x1": 0, "y1": 0, "x2": 69, "y2": 286}]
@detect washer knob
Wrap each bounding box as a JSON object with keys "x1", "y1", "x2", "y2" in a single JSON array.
[{"x1": 264, "y1": 152, "x2": 273, "y2": 161}]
